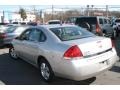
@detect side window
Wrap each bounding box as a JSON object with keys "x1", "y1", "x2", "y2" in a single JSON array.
[
  {"x1": 28, "y1": 28, "x2": 46, "y2": 42},
  {"x1": 39, "y1": 30, "x2": 46, "y2": 42},
  {"x1": 104, "y1": 19, "x2": 107, "y2": 24},
  {"x1": 19, "y1": 29, "x2": 31, "y2": 40},
  {"x1": 107, "y1": 19, "x2": 111, "y2": 24},
  {"x1": 99, "y1": 18, "x2": 103, "y2": 24},
  {"x1": 29, "y1": 29, "x2": 41, "y2": 42}
]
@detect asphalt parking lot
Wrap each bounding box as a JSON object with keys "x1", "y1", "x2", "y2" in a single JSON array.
[{"x1": 0, "y1": 37, "x2": 120, "y2": 85}]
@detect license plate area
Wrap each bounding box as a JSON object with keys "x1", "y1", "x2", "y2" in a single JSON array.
[{"x1": 99, "y1": 59, "x2": 110, "y2": 66}]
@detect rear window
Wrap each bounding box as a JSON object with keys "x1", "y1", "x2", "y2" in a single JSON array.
[
  {"x1": 48, "y1": 21, "x2": 61, "y2": 24},
  {"x1": 50, "y1": 26, "x2": 95, "y2": 41},
  {"x1": 75, "y1": 17, "x2": 97, "y2": 25},
  {"x1": 115, "y1": 19, "x2": 120, "y2": 23}
]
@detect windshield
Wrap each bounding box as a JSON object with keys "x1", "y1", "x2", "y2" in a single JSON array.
[
  {"x1": 50, "y1": 26, "x2": 95, "y2": 41},
  {"x1": 5, "y1": 26, "x2": 17, "y2": 33}
]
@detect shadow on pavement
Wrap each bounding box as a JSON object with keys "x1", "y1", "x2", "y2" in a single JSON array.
[
  {"x1": 0, "y1": 53, "x2": 96, "y2": 85},
  {"x1": 0, "y1": 45, "x2": 11, "y2": 50},
  {"x1": 49, "y1": 77, "x2": 96, "y2": 85},
  {"x1": 109, "y1": 65, "x2": 120, "y2": 73}
]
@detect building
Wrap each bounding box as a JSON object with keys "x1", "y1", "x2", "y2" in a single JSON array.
[{"x1": 0, "y1": 11, "x2": 36, "y2": 23}]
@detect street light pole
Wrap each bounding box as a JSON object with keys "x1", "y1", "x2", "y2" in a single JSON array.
[
  {"x1": 2, "y1": 11, "x2": 5, "y2": 23},
  {"x1": 106, "y1": 5, "x2": 109, "y2": 18}
]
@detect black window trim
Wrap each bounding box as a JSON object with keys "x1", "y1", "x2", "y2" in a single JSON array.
[
  {"x1": 35, "y1": 28, "x2": 47, "y2": 42},
  {"x1": 18, "y1": 27, "x2": 47, "y2": 42},
  {"x1": 19, "y1": 28, "x2": 32, "y2": 40}
]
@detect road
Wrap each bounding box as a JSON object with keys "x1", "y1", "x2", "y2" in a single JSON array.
[{"x1": 0, "y1": 38, "x2": 120, "y2": 85}]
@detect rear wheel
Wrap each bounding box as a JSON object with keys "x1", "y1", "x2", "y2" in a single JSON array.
[
  {"x1": 9, "y1": 47, "x2": 18, "y2": 59},
  {"x1": 102, "y1": 32, "x2": 106, "y2": 37},
  {"x1": 112, "y1": 30, "x2": 116, "y2": 39},
  {"x1": 38, "y1": 58, "x2": 54, "y2": 82}
]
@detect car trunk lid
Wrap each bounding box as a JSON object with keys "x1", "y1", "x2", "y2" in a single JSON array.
[{"x1": 62, "y1": 36, "x2": 112, "y2": 57}]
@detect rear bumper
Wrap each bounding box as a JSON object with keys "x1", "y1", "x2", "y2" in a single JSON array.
[
  {"x1": 0, "y1": 39, "x2": 13, "y2": 46},
  {"x1": 55, "y1": 48, "x2": 119, "y2": 81},
  {"x1": 0, "y1": 40, "x2": 4, "y2": 46}
]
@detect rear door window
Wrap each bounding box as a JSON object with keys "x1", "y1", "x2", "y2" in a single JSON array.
[
  {"x1": 99, "y1": 18, "x2": 103, "y2": 24},
  {"x1": 28, "y1": 28, "x2": 46, "y2": 42},
  {"x1": 75, "y1": 17, "x2": 97, "y2": 25},
  {"x1": 29, "y1": 29, "x2": 40, "y2": 42},
  {"x1": 103, "y1": 19, "x2": 107, "y2": 24}
]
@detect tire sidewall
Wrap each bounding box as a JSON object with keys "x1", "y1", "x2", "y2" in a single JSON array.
[
  {"x1": 39, "y1": 58, "x2": 54, "y2": 82},
  {"x1": 9, "y1": 47, "x2": 18, "y2": 60}
]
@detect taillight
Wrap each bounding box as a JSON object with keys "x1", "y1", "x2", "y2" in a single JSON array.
[
  {"x1": 0, "y1": 33, "x2": 6, "y2": 39},
  {"x1": 96, "y1": 23, "x2": 101, "y2": 33},
  {"x1": 63, "y1": 45, "x2": 83, "y2": 59},
  {"x1": 111, "y1": 39, "x2": 115, "y2": 47}
]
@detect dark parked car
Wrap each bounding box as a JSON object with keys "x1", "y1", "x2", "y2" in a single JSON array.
[
  {"x1": 67, "y1": 16, "x2": 116, "y2": 38},
  {"x1": 113, "y1": 18, "x2": 120, "y2": 37}
]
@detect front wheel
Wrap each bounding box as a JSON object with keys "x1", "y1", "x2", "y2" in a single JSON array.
[
  {"x1": 39, "y1": 58, "x2": 54, "y2": 82},
  {"x1": 9, "y1": 47, "x2": 18, "y2": 59}
]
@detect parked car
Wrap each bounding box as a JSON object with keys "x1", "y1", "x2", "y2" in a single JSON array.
[
  {"x1": 27, "y1": 22, "x2": 38, "y2": 26},
  {"x1": 113, "y1": 18, "x2": 120, "y2": 37},
  {"x1": 9, "y1": 24, "x2": 119, "y2": 82},
  {"x1": 0, "y1": 25, "x2": 28, "y2": 47},
  {"x1": 0, "y1": 25, "x2": 9, "y2": 33},
  {"x1": 47, "y1": 20, "x2": 61, "y2": 24},
  {"x1": 67, "y1": 16, "x2": 116, "y2": 38}
]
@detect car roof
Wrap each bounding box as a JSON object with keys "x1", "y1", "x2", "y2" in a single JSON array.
[
  {"x1": 70, "y1": 16, "x2": 108, "y2": 19},
  {"x1": 37, "y1": 24, "x2": 76, "y2": 29},
  {"x1": 48, "y1": 20, "x2": 61, "y2": 22}
]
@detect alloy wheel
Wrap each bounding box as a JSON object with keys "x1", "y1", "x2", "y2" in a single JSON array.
[
  {"x1": 9, "y1": 47, "x2": 18, "y2": 59},
  {"x1": 40, "y1": 63, "x2": 50, "y2": 80}
]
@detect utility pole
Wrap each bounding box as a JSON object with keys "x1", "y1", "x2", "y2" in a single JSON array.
[
  {"x1": 2, "y1": 11, "x2": 5, "y2": 23},
  {"x1": 91, "y1": 5, "x2": 94, "y2": 16},
  {"x1": 87, "y1": 5, "x2": 89, "y2": 16},
  {"x1": 106, "y1": 5, "x2": 109, "y2": 18},
  {"x1": 52, "y1": 5, "x2": 54, "y2": 20}
]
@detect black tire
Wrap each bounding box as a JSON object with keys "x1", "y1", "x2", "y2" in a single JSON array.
[
  {"x1": 112, "y1": 30, "x2": 116, "y2": 39},
  {"x1": 38, "y1": 58, "x2": 54, "y2": 82},
  {"x1": 116, "y1": 30, "x2": 119, "y2": 37},
  {"x1": 9, "y1": 47, "x2": 18, "y2": 60}
]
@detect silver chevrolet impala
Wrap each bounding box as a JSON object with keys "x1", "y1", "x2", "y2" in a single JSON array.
[{"x1": 9, "y1": 24, "x2": 119, "y2": 82}]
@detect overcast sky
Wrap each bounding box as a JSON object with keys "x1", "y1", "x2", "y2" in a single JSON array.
[
  {"x1": 0, "y1": 0, "x2": 120, "y2": 5},
  {"x1": 0, "y1": 5, "x2": 120, "y2": 12}
]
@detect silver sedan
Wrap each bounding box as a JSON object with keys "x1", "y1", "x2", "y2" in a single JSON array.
[
  {"x1": 0, "y1": 25, "x2": 28, "y2": 46},
  {"x1": 9, "y1": 24, "x2": 119, "y2": 82}
]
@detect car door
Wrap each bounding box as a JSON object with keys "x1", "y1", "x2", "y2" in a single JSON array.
[
  {"x1": 14, "y1": 29, "x2": 32, "y2": 59},
  {"x1": 103, "y1": 18, "x2": 113, "y2": 34},
  {"x1": 21, "y1": 28, "x2": 47, "y2": 65}
]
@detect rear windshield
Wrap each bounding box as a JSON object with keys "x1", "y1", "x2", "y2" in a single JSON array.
[
  {"x1": 48, "y1": 21, "x2": 61, "y2": 24},
  {"x1": 50, "y1": 26, "x2": 95, "y2": 41},
  {"x1": 115, "y1": 19, "x2": 120, "y2": 23},
  {"x1": 75, "y1": 17, "x2": 97, "y2": 25}
]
